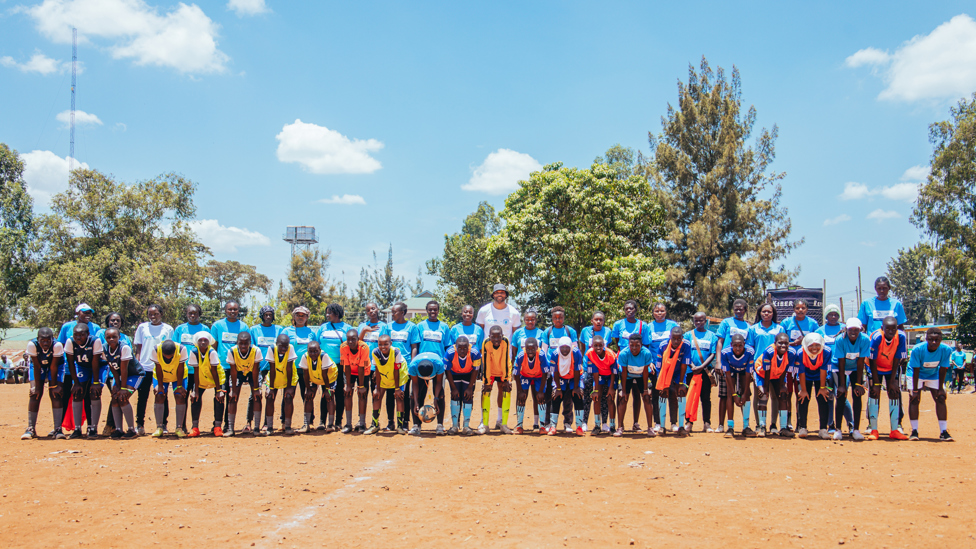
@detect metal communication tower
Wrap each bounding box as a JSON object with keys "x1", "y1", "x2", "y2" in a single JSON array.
[
  {"x1": 283, "y1": 226, "x2": 318, "y2": 257},
  {"x1": 69, "y1": 27, "x2": 77, "y2": 171}
]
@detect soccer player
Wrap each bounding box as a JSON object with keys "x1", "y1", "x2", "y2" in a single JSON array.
[
  {"x1": 754, "y1": 332, "x2": 795, "y2": 438},
  {"x1": 549, "y1": 336, "x2": 585, "y2": 435},
  {"x1": 263, "y1": 334, "x2": 298, "y2": 435},
  {"x1": 950, "y1": 343, "x2": 967, "y2": 394},
  {"x1": 358, "y1": 302, "x2": 386, "y2": 354},
  {"x1": 584, "y1": 334, "x2": 617, "y2": 435},
  {"x1": 795, "y1": 333, "x2": 832, "y2": 439},
  {"x1": 615, "y1": 333, "x2": 655, "y2": 437},
  {"x1": 299, "y1": 341, "x2": 338, "y2": 434},
  {"x1": 832, "y1": 318, "x2": 870, "y2": 441},
  {"x1": 226, "y1": 331, "x2": 264, "y2": 436},
  {"x1": 318, "y1": 303, "x2": 353, "y2": 430},
  {"x1": 340, "y1": 328, "x2": 372, "y2": 433},
  {"x1": 21, "y1": 328, "x2": 66, "y2": 440},
  {"x1": 447, "y1": 305, "x2": 485, "y2": 353},
  {"x1": 684, "y1": 312, "x2": 717, "y2": 433},
  {"x1": 715, "y1": 299, "x2": 750, "y2": 432},
  {"x1": 476, "y1": 283, "x2": 522, "y2": 345},
  {"x1": 249, "y1": 306, "x2": 282, "y2": 432},
  {"x1": 283, "y1": 306, "x2": 317, "y2": 427},
  {"x1": 173, "y1": 304, "x2": 209, "y2": 357},
  {"x1": 408, "y1": 352, "x2": 446, "y2": 436},
  {"x1": 580, "y1": 310, "x2": 612, "y2": 431},
  {"x1": 187, "y1": 332, "x2": 226, "y2": 437},
  {"x1": 514, "y1": 337, "x2": 550, "y2": 434},
  {"x1": 443, "y1": 335, "x2": 481, "y2": 435},
  {"x1": 384, "y1": 302, "x2": 421, "y2": 431},
  {"x1": 211, "y1": 300, "x2": 248, "y2": 431},
  {"x1": 512, "y1": 308, "x2": 545, "y2": 430},
  {"x1": 479, "y1": 325, "x2": 514, "y2": 434},
  {"x1": 655, "y1": 327, "x2": 691, "y2": 436},
  {"x1": 365, "y1": 335, "x2": 406, "y2": 435},
  {"x1": 64, "y1": 323, "x2": 105, "y2": 438},
  {"x1": 867, "y1": 317, "x2": 908, "y2": 440},
  {"x1": 418, "y1": 301, "x2": 450, "y2": 433},
  {"x1": 133, "y1": 304, "x2": 174, "y2": 435},
  {"x1": 150, "y1": 340, "x2": 188, "y2": 438},
  {"x1": 747, "y1": 303, "x2": 784, "y2": 432},
  {"x1": 721, "y1": 333, "x2": 756, "y2": 437},
  {"x1": 102, "y1": 328, "x2": 141, "y2": 439},
  {"x1": 907, "y1": 327, "x2": 953, "y2": 441},
  {"x1": 648, "y1": 303, "x2": 679, "y2": 354},
  {"x1": 857, "y1": 276, "x2": 908, "y2": 334},
  {"x1": 782, "y1": 299, "x2": 820, "y2": 347},
  {"x1": 816, "y1": 304, "x2": 848, "y2": 434},
  {"x1": 95, "y1": 312, "x2": 132, "y2": 435},
  {"x1": 57, "y1": 303, "x2": 100, "y2": 346}
]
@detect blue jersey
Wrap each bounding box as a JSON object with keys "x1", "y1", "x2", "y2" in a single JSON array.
[
  {"x1": 548, "y1": 347, "x2": 584, "y2": 378},
  {"x1": 211, "y1": 319, "x2": 248, "y2": 369},
  {"x1": 796, "y1": 348, "x2": 833, "y2": 379},
  {"x1": 407, "y1": 352, "x2": 446, "y2": 378},
  {"x1": 755, "y1": 346, "x2": 798, "y2": 383},
  {"x1": 815, "y1": 323, "x2": 845, "y2": 365},
  {"x1": 654, "y1": 340, "x2": 692, "y2": 374},
  {"x1": 683, "y1": 329, "x2": 716, "y2": 368},
  {"x1": 869, "y1": 330, "x2": 908, "y2": 374},
  {"x1": 542, "y1": 325, "x2": 578, "y2": 353},
  {"x1": 617, "y1": 346, "x2": 654, "y2": 379},
  {"x1": 720, "y1": 346, "x2": 756, "y2": 373},
  {"x1": 58, "y1": 320, "x2": 101, "y2": 346},
  {"x1": 610, "y1": 319, "x2": 650, "y2": 348},
  {"x1": 780, "y1": 316, "x2": 819, "y2": 344},
  {"x1": 252, "y1": 324, "x2": 284, "y2": 371},
  {"x1": 382, "y1": 321, "x2": 421, "y2": 361},
  {"x1": 579, "y1": 326, "x2": 612, "y2": 355},
  {"x1": 648, "y1": 319, "x2": 680, "y2": 350},
  {"x1": 512, "y1": 326, "x2": 544, "y2": 357},
  {"x1": 951, "y1": 351, "x2": 969, "y2": 370},
  {"x1": 417, "y1": 320, "x2": 450, "y2": 357},
  {"x1": 95, "y1": 329, "x2": 132, "y2": 350},
  {"x1": 358, "y1": 320, "x2": 387, "y2": 353},
  {"x1": 907, "y1": 342, "x2": 952, "y2": 381},
  {"x1": 173, "y1": 322, "x2": 209, "y2": 355},
  {"x1": 747, "y1": 322, "x2": 784, "y2": 359},
  {"x1": 317, "y1": 321, "x2": 353, "y2": 364},
  {"x1": 833, "y1": 332, "x2": 871, "y2": 374},
  {"x1": 446, "y1": 323, "x2": 484, "y2": 353},
  {"x1": 716, "y1": 317, "x2": 750, "y2": 350},
  {"x1": 857, "y1": 297, "x2": 908, "y2": 334},
  {"x1": 514, "y1": 351, "x2": 551, "y2": 377},
  {"x1": 443, "y1": 348, "x2": 482, "y2": 376}
]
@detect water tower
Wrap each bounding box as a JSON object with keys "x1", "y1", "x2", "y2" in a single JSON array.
[{"x1": 283, "y1": 226, "x2": 318, "y2": 257}]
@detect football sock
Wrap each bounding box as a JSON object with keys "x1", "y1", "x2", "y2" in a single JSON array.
[
  {"x1": 742, "y1": 402, "x2": 751, "y2": 427},
  {"x1": 451, "y1": 400, "x2": 461, "y2": 428},
  {"x1": 122, "y1": 403, "x2": 135, "y2": 430}
]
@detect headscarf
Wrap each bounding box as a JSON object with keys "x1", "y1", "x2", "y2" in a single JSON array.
[
  {"x1": 259, "y1": 305, "x2": 276, "y2": 320},
  {"x1": 801, "y1": 333, "x2": 825, "y2": 361}
]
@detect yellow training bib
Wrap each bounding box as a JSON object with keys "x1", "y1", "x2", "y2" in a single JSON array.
[
  {"x1": 270, "y1": 348, "x2": 298, "y2": 389},
  {"x1": 231, "y1": 346, "x2": 256, "y2": 375},
  {"x1": 305, "y1": 354, "x2": 338, "y2": 386},
  {"x1": 154, "y1": 344, "x2": 182, "y2": 383},
  {"x1": 195, "y1": 349, "x2": 226, "y2": 389},
  {"x1": 373, "y1": 348, "x2": 405, "y2": 389}
]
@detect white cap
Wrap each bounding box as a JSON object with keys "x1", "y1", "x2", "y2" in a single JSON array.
[
  {"x1": 194, "y1": 331, "x2": 215, "y2": 345},
  {"x1": 75, "y1": 303, "x2": 93, "y2": 313},
  {"x1": 558, "y1": 336, "x2": 572, "y2": 348},
  {"x1": 846, "y1": 318, "x2": 863, "y2": 331}
]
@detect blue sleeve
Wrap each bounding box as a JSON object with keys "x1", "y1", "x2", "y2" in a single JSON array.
[
  {"x1": 858, "y1": 336, "x2": 871, "y2": 357},
  {"x1": 408, "y1": 324, "x2": 422, "y2": 345},
  {"x1": 682, "y1": 342, "x2": 692, "y2": 366},
  {"x1": 643, "y1": 348, "x2": 654, "y2": 367},
  {"x1": 716, "y1": 319, "x2": 730, "y2": 341},
  {"x1": 908, "y1": 346, "x2": 921, "y2": 371},
  {"x1": 898, "y1": 334, "x2": 907, "y2": 358},
  {"x1": 857, "y1": 301, "x2": 870, "y2": 328},
  {"x1": 641, "y1": 322, "x2": 652, "y2": 346},
  {"x1": 610, "y1": 321, "x2": 620, "y2": 341},
  {"x1": 894, "y1": 302, "x2": 908, "y2": 325}
]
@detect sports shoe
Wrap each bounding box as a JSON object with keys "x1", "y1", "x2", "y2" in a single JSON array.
[
  {"x1": 152, "y1": 427, "x2": 164, "y2": 438},
  {"x1": 341, "y1": 425, "x2": 352, "y2": 434},
  {"x1": 724, "y1": 428, "x2": 734, "y2": 438},
  {"x1": 385, "y1": 422, "x2": 395, "y2": 432},
  {"x1": 671, "y1": 424, "x2": 679, "y2": 433},
  {"x1": 818, "y1": 429, "x2": 830, "y2": 440},
  {"x1": 408, "y1": 426, "x2": 421, "y2": 436},
  {"x1": 446, "y1": 426, "x2": 459, "y2": 435},
  {"x1": 21, "y1": 428, "x2": 35, "y2": 440},
  {"x1": 602, "y1": 424, "x2": 611, "y2": 434},
  {"x1": 86, "y1": 427, "x2": 98, "y2": 438},
  {"x1": 436, "y1": 425, "x2": 446, "y2": 436},
  {"x1": 565, "y1": 426, "x2": 574, "y2": 434},
  {"x1": 768, "y1": 427, "x2": 779, "y2": 436},
  {"x1": 704, "y1": 422, "x2": 713, "y2": 433},
  {"x1": 613, "y1": 428, "x2": 623, "y2": 437},
  {"x1": 223, "y1": 428, "x2": 235, "y2": 437},
  {"x1": 575, "y1": 426, "x2": 585, "y2": 436},
  {"x1": 137, "y1": 426, "x2": 146, "y2": 436},
  {"x1": 123, "y1": 429, "x2": 138, "y2": 439},
  {"x1": 494, "y1": 420, "x2": 503, "y2": 430},
  {"x1": 867, "y1": 429, "x2": 879, "y2": 441},
  {"x1": 547, "y1": 426, "x2": 558, "y2": 436},
  {"x1": 779, "y1": 427, "x2": 795, "y2": 438},
  {"x1": 684, "y1": 421, "x2": 693, "y2": 432},
  {"x1": 461, "y1": 426, "x2": 474, "y2": 436},
  {"x1": 175, "y1": 428, "x2": 187, "y2": 438},
  {"x1": 890, "y1": 430, "x2": 909, "y2": 441},
  {"x1": 241, "y1": 425, "x2": 253, "y2": 435},
  {"x1": 212, "y1": 426, "x2": 224, "y2": 437},
  {"x1": 54, "y1": 428, "x2": 66, "y2": 440},
  {"x1": 647, "y1": 427, "x2": 657, "y2": 437},
  {"x1": 363, "y1": 425, "x2": 379, "y2": 435},
  {"x1": 757, "y1": 427, "x2": 766, "y2": 438},
  {"x1": 260, "y1": 425, "x2": 271, "y2": 436},
  {"x1": 908, "y1": 429, "x2": 919, "y2": 441},
  {"x1": 500, "y1": 425, "x2": 513, "y2": 434},
  {"x1": 110, "y1": 429, "x2": 123, "y2": 440},
  {"x1": 478, "y1": 424, "x2": 489, "y2": 435},
  {"x1": 852, "y1": 430, "x2": 865, "y2": 441},
  {"x1": 284, "y1": 427, "x2": 295, "y2": 435},
  {"x1": 296, "y1": 424, "x2": 308, "y2": 434},
  {"x1": 632, "y1": 423, "x2": 641, "y2": 432},
  {"x1": 654, "y1": 424, "x2": 664, "y2": 434},
  {"x1": 743, "y1": 427, "x2": 757, "y2": 437},
  {"x1": 832, "y1": 430, "x2": 843, "y2": 441},
  {"x1": 317, "y1": 422, "x2": 328, "y2": 431},
  {"x1": 188, "y1": 427, "x2": 201, "y2": 437},
  {"x1": 102, "y1": 424, "x2": 115, "y2": 437},
  {"x1": 797, "y1": 428, "x2": 809, "y2": 438},
  {"x1": 677, "y1": 427, "x2": 689, "y2": 437},
  {"x1": 67, "y1": 428, "x2": 84, "y2": 440},
  {"x1": 514, "y1": 426, "x2": 524, "y2": 435},
  {"x1": 940, "y1": 430, "x2": 954, "y2": 442}
]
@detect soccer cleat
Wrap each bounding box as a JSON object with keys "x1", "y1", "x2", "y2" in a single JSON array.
[
  {"x1": 341, "y1": 425, "x2": 352, "y2": 434},
  {"x1": 632, "y1": 423, "x2": 641, "y2": 432},
  {"x1": 212, "y1": 426, "x2": 224, "y2": 437},
  {"x1": 647, "y1": 427, "x2": 657, "y2": 437},
  {"x1": 87, "y1": 427, "x2": 98, "y2": 438},
  {"x1": 797, "y1": 428, "x2": 809, "y2": 438},
  {"x1": 152, "y1": 427, "x2": 165, "y2": 438},
  {"x1": 851, "y1": 430, "x2": 865, "y2": 442},
  {"x1": 500, "y1": 425, "x2": 513, "y2": 435},
  {"x1": 818, "y1": 429, "x2": 830, "y2": 440},
  {"x1": 188, "y1": 427, "x2": 201, "y2": 437},
  {"x1": 241, "y1": 425, "x2": 253, "y2": 435},
  {"x1": 67, "y1": 428, "x2": 84, "y2": 440},
  {"x1": 123, "y1": 429, "x2": 138, "y2": 439},
  {"x1": 565, "y1": 426, "x2": 574, "y2": 434},
  {"x1": 397, "y1": 426, "x2": 407, "y2": 435},
  {"x1": 21, "y1": 428, "x2": 35, "y2": 440},
  {"x1": 704, "y1": 422, "x2": 713, "y2": 433},
  {"x1": 54, "y1": 428, "x2": 66, "y2": 440},
  {"x1": 575, "y1": 426, "x2": 585, "y2": 436},
  {"x1": 613, "y1": 428, "x2": 623, "y2": 437},
  {"x1": 446, "y1": 426, "x2": 459, "y2": 435},
  {"x1": 317, "y1": 422, "x2": 328, "y2": 431},
  {"x1": 890, "y1": 430, "x2": 909, "y2": 441},
  {"x1": 867, "y1": 429, "x2": 880, "y2": 441},
  {"x1": 110, "y1": 429, "x2": 123, "y2": 440},
  {"x1": 436, "y1": 425, "x2": 446, "y2": 436},
  {"x1": 908, "y1": 429, "x2": 919, "y2": 441},
  {"x1": 514, "y1": 426, "x2": 524, "y2": 435},
  {"x1": 461, "y1": 426, "x2": 474, "y2": 436},
  {"x1": 832, "y1": 430, "x2": 843, "y2": 441},
  {"x1": 768, "y1": 428, "x2": 779, "y2": 436},
  {"x1": 385, "y1": 422, "x2": 395, "y2": 432},
  {"x1": 742, "y1": 427, "x2": 757, "y2": 437},
  {"x1": 677, "y1": 427, "x2": 689, "y2": 437},
  {"x1": 940, "y1": 430, "x2": 954, "y2": 442},
  {"x1": 478, "y1": 424, "x2": 489, "y2": 435},
  {"x1": 363, "y1": 425, "x2": 379, "y2": 435},
  {"x1": 547, "y1": 426, "x2": 558, "y2": 436},
  {"x1": 137, "y1": 426, "x2": 146, "y2": 436},
  {"x1": 779, "y1": 427, "x2": 795, "y2": 438},
  {"x1": 175, "y1": 428, "x2": 187, "y2": 438},
  {"x1": 223, "y1": 428, "x2": 235, "y2": 437},
  {"x1": 494, "y1": 421, "x2": 503, "y2": 430},
  {"x1": 259, "y1": 426, "x2": 271, "y2": 436},
  {"x1": 409, "y1": 426, "x2": 421, "y2": 436}
]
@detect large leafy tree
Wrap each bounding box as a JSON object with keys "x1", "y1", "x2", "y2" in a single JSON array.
[
  {"x1": 956, "y1": 281, "x2": 976, "y2": 347},
  {"x1": 354, "y1": 244, "x2": 407, "y2": 310},
  {"x1": 23, "y1": 169, "x2": 206, "y2": 331},
  {"x1": 886, "y1": 244, "x2": 935, "y2": 325},
  {"x1": 645, "y1": 57, "x2": 800, "y2": 319},
  {"x1": 912, "y1": 92, "x2": 976, "y2": 318},
  {"x1": 0, "y1": 144, "x2": 38, "y2": 336},
  {"x1": 201, "y1": 259, "x2": 272, "y2": 305},
  {"x1": 427, "y1": 201, "x2": 503, "y2": 321},
  {"x1": 278, "y1": 248, "x2": 353, "y2": 325},
  {"x1": 489, "y1": 161, "x2": 666, "y2": 329}
]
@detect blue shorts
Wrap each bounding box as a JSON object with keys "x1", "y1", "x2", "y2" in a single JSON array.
[
  {"x1": 595, "y1": 373, "x2": 617, "y2": 388},
  {"x1": 557, "y1": 378, "x2": 579, "y2": 392},
  {"x1": 153, "y1": 378, "x2": 188, "y2": 391},
  {"x1": 125, "y1": 373, "x2": 145, "y2": 390},
  {"x1": 74, "y1": 365, "x2": 109, "y2": 384},
  {"x1": 30, "y1": 364, "x2": 66, "y2": 383},
  {"x1": 520, "y1": 377, "x2": 545, "y2": 392}
]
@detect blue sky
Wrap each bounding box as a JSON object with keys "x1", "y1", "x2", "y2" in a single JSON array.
[{"x1": 3, "y1": 1, "x2": 975, "y2": 319}]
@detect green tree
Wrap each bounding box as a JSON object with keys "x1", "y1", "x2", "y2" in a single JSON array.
[
  {"x1": 201, "y1": 259, "x2": 272, "y2": 305},
  {"x1": 593, "y1": 144, "x2": 636, "y2": 180},
  {"x1": 488, "y1": 162, "x2": 666, "y2": 329},
  {"x1": 644, "y1": 57, "x2": 801, "y2": 319},
  {"x1": 912, "y1": 92, "x2": 976, "y2": 317},
  {"x1": 279, "y1": 248, "x2": 330, "y2": 324},
  {"x1": 0, "y1": 144, "x2": 38, "y2": 336},
  {"x1": 886, "y1": 244, "x2": 935, "y2": 325},
  {"x1": 427, "y1": 201, "x2": 503, "y2": 320},
  {"x1": 408, "y1": 266, "x2": 425, "y2": 297},
  {"x1": 23, "y1": 169, "x2": 206, "y2": 331},
  {"x1": 955, "y1": 281, "x2": 976, "y2": 347},
  {"x1": 354, "y1": 244, "x2": 407, "y2": 309}
]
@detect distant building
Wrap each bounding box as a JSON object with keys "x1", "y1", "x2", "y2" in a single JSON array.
[{"x1": 381, "y1": 291, "x2": 435, "y2": 322}]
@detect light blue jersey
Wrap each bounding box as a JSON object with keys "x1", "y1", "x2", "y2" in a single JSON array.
[
  {"x1": 857, "y1": 297, "x2": 908, "y2": 334},
  {"x1": 211, "y1": 319, "x2": 248, "y2": 369},
  {"x1": 908, "y1": 342, "x2": 952, "y2": 381}
]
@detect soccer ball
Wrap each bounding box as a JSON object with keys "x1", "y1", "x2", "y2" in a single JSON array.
[{"x1": 419, "y1": 404, "x2": 437, "y2": 423}]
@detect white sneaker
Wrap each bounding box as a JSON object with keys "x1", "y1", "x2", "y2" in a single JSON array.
[
  {"x1": 704, "y1": 422, "x2": 713, "y2": 433},
  {"x1": 565, "y1": 426, "x2": 574, "y2": 434},
  {"x1": 671, "y1": 424, "x2": 679, "y2": 433},
  {"x1": 654, "y1": 425, "x2": 664, "y2": 434},
  {"x1": 477, "y1": 424, "x2": 488, "y2": 435},
  {"x1": 499, "y1": 425, "x2": 513, "y2": 434},
  {"x1": 852, "y1": 430, "x2": 865, "y2": 442},
  {"x1": 435, "y1": 425, "x2": 446, "y2": 436},
  {"x1": 601, "y1": 424, "x2": 611, "y2": 433},
  {"x1": 832, "y1": 430, "x2": 843, "y2": 441},
  {"x1": 408, "y1": 426, "x2": 421, "y2": 436},
  {"x1": 580, "y1": 424, "x2": 587, "y2": 433},
  {"x1": 494, "y1": 420, "x2": 502, "y2": 430}
]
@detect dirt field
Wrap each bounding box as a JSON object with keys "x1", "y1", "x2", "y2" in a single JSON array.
[{"x1": 0, "y1": 383, "x2": 974, "y2": 549}]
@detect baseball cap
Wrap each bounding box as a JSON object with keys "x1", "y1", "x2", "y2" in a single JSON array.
[
  {"x1": 292, "y1": 306, "x2": 311, "y2": 316},
  {"x1": 75, "y1": 303, "x2": 94, "y2": 313},
  {"x1": 492, "y1": 283, "x2": 508, "y2": 295}
]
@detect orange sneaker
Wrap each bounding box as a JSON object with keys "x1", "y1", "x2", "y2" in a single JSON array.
[
  {"x1": 867, "y1": 429, "x2": 879, "y2": 441},
  {"x1": 515, "y1": 426, "x2": 524, "y2": 435},
  {"x1": 547, "y1": 426, "x2": 558, "y2": 436},
  {"x1": 188, "y1": 427, "x2": 201, "y2": 437},
  {"x1": 212, "y1": 426, "x2": 224, "y2": 437},
  {"x1": 889, "y1": 430, "x2": 908, "y2": 441},
  {"x1": 575, "y1": 426, "x2": 585, "y2": 436}
]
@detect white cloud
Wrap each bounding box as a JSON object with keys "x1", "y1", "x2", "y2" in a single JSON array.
[
  {"x1": 879, "y1": 182, "x2": 920, "y2": 202},
  {"x1": 866, "y1": 209, "x2": 901, "y2": 222},
  {"x1": 227, "y1": 0, "x2": 269, "y2": 16},
  {"x1": 21, "y1": 150, "x2": 90, "y2": 205},
  {"x1": 461, "y1": 148, "x2": 542, "y2": 194},
  {"x1": 901, "y1": 165, "x2": 930, "y2": 181},
  {"x1": 823, "y1": 214, "x2": 851, "y2": 226},
  {"x1": 188, "y1": 219, "x2": 270, "y2": 253},
  {"x1": 318, "y1": 194, "x2": 366, "y2": 205},
  {"x1": 0, "y1": 52, "x2": 69, "y2": 74},
  {"x1": 838, "y1": 182, "x2": 873, "y2": 201},
  {"x1": 846, "y1": 14, "x2": 976, "y2": 102},
  {"x1": 24, "y1": 0, "x2": 229, "y2": 74},
  {"x1": 275, "y1": 119, "x2": 383, "y2": 174},
  {"x1": 56, "y1": 109, "x2": 103, "y2": 127}
]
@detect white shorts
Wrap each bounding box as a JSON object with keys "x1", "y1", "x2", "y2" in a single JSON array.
[{"x1": 913, "y1": 379, "x2": 940, "y2": 391}]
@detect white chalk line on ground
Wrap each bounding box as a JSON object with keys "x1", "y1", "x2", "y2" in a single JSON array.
[{"x1": 260, "y1": 459, "x2": 394, "y2": 546}]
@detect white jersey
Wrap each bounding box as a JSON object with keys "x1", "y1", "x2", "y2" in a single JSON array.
[{"x1": 477, "y1": 303, "x2": 521, "y2": 342}]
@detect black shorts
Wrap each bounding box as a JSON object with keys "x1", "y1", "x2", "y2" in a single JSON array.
[
  {"x1": 349, "y1": 375, "x2": 372, "y2": 391},
  {"x1": 624, "y1": 377, "x2": 647, "y2": 397},
  {"x1": 721, "y1": 370, "x2": 749, "y2": 398}
]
